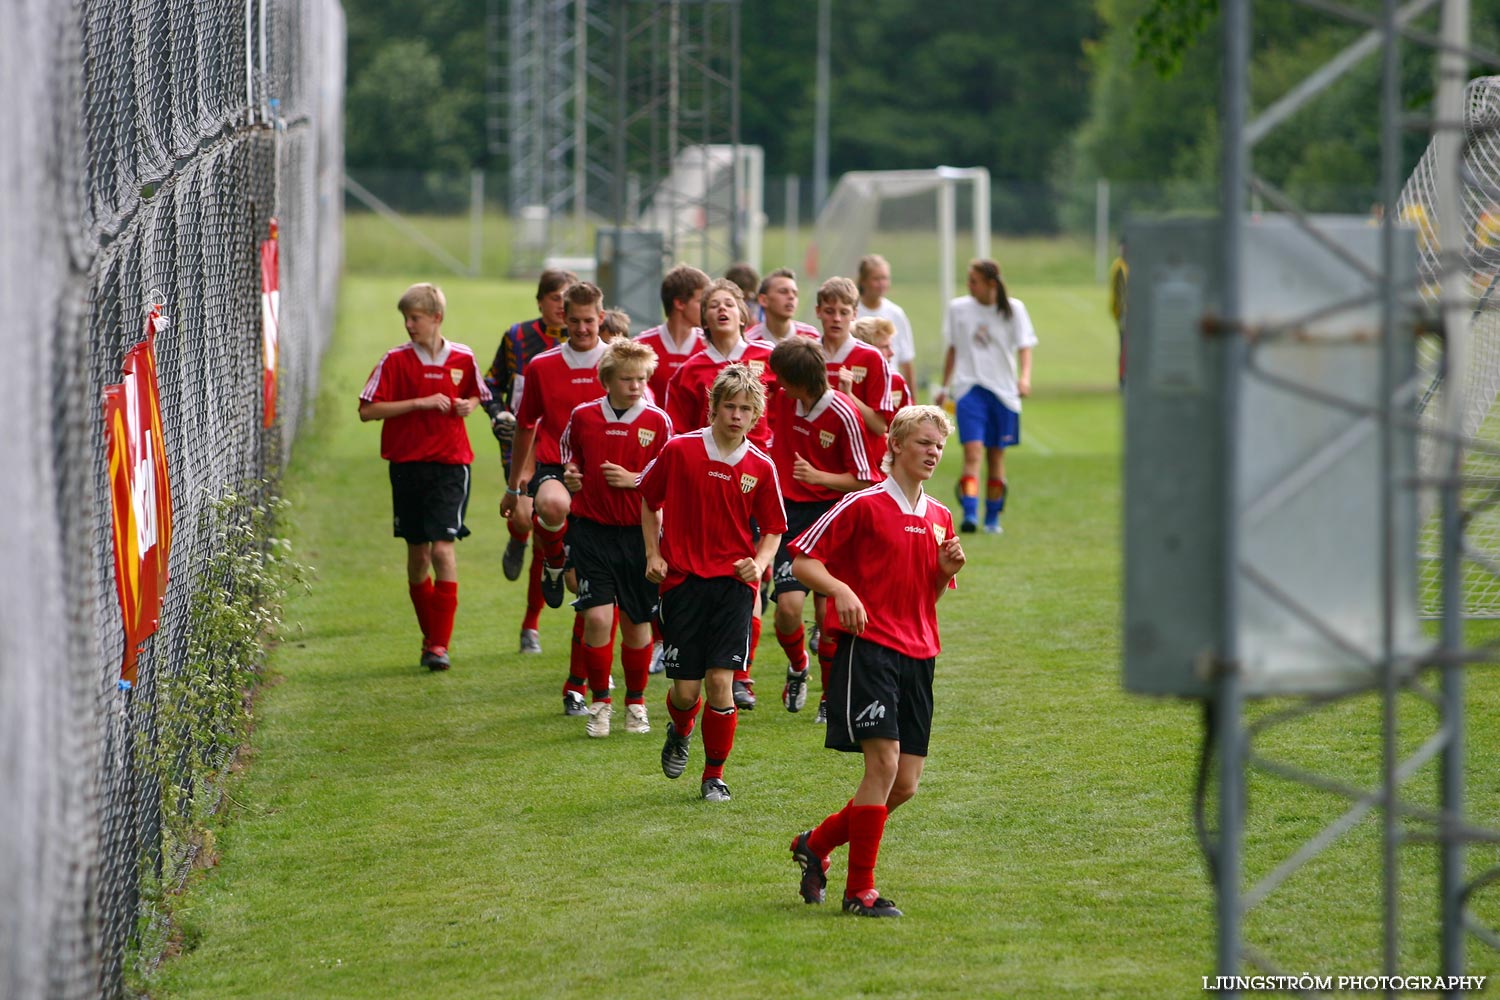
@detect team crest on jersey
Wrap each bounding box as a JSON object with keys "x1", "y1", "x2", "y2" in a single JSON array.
[
  {"x1": 819, "y1": 430, "x2": 835, "y2": 449},
  {"x1": 450, "y1": 368, "x2": 463, "y2": 385},
  {"x1": 747, "y1": 359, "x2": 766, "y2": 376},
  {"x1": 850, "y1": 365, "x2": 867, "y2": 384},
  {"x1": 637, "y1": 427, "x2": 656, "y2": 447},
  {"x1": 934, "y1": 524, "x2": 947, "y2": 545},
  {"x1": 739, "y1": 473, "x2": 758, "y2": 494}
]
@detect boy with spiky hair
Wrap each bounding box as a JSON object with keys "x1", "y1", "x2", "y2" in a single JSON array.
[
  {"x1": 484, "y1": 268, "x2": 575, "y2": 653},
  {"x1": 766, "y1": 336, "x2": 876, "y2": 719},
  {"x1": 746, "y1": 267, "x2": 820, "y2": 346},
  {"x1": 636, "y1": 264, "x2": 709, "y2": 405},
  {"x1": 359, "y1": 283, "x2": 490, "y2": 672},
  {"x1": 787, "y1": 406, "x2": 965, "y2": 917},
  {"x1": 638, "y1": 364, "x2": 786, "y2": 801},
  {"x1": 560, "y1": 338, "x2": 673, "y2": 737},
  {"x1": 502, "y1": 283, "x2": 610, "y2": 705}
]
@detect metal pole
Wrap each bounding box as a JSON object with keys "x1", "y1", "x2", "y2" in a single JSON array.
[
  {"x1": 1096, "y1": 178, "x2": 1111, "y2": 284},
  {"x1": 574, "y1": 0, "x2": 588, "y2": 254},
  {"x1": 1434, "y1": 0, "x2": 1470, "y2": 986},
  {"x1": 1380, "y1": 0, "x2": 1404, "y2": 986},
  {"x1": 729, "y1": 0, "x2": 742, "y2": 263},
  {"x1": 1217, "y1": 0, "x2": 1250, "y2": 990},
  {"x1": 470, "y1": 169, "x2": 484, "y2": 276},
  {"x1": 785, "y1": 174, "x2": 799, "y2": 271},
  {"x1": 938, "y1": 178, "x2": 955, "y2": 321},
  {"x1": 812, "y1": 0, "x2": 830, "y2": 214}
]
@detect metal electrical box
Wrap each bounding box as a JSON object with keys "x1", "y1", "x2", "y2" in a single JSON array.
[
  {"x1": 596, "y1": 228, "x2": 665, "y2": 335},
  {"x1": 1123, "y1": 215, "x2": 1423, "y2": 698}
]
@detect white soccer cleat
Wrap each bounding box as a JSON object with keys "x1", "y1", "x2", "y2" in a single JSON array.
[
  {"x1": 625, "y1": 703, "x2": 651, "y2": 734},
  {"x1": 587, "y1": 701, "x2": 612, "y2": 738},
  {"x1": 649, "y1": 640, "x2": 666, "y2": 674}
]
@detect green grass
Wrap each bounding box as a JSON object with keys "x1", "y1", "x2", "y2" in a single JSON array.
[{"x1": 151, "y1": 266, "x2": 1500, "y2": 998}]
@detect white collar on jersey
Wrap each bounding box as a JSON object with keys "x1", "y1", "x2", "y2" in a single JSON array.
[
  {"x1": 411, "y1": 339, "x2": 452, "y2": 366},
  {"x1": 795, "y1": 389, "x2": 837, "y2": 421},
  {"x1": 881, "y1": 475, "x2": 928, "y2": 518},
  {"x1": 599, "y1": 396, "x2": 648, "y2": 424},
  {"x1": 561, "y1": 341, "x2": 606, "y2": 369},
  {"x1": 702, "y1": 337, "x2": 749, "y2": 364},
  {"x1": 822, "y1": 335, "x2": 858, "y2": 365},
  {"x1": 661, "y1": 324, "x2": 704, "y2": 354},
  {"x1": 699, "y1": 425, "x2": 751, "y2": 467}
]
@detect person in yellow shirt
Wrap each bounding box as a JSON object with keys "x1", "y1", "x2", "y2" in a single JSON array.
[{"x1": 1109, "y1": 238, "x2": 1128, "y2": 388}]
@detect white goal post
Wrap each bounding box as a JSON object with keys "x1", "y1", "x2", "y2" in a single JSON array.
[{"x1": 808, "y1": 166, "x2": 991, "y2": 316}]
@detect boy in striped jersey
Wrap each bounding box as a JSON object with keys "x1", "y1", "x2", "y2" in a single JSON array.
[
  {"x1": 358, "y1": 283, "x2": 490, "y2": 672},
  {"x1": 765, "y1": 337, "x2": 876, "y2": 719},
  {"x1": 559, "y1": 339, "x2": 673, "y2": 737},
  {"x1": 787, "y1": 406, "x2": 965, "y2": 917}
]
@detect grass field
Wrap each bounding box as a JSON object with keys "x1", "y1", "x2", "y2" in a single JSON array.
[{"x1": 149, "y1": 257, "x2": 1500, "y2": 998}]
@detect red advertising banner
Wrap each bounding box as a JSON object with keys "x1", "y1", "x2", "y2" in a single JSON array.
[
  {"x1": 260, "y1": 217, "x2": 280, "y2": 428},
  {"x1": 102, "y1": 306, "x2": 175, "y2": 684}
]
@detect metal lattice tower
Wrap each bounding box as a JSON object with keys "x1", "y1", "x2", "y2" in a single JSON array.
[{"x1": 502, "y1": 0, "x2": 744, "y2": 275}]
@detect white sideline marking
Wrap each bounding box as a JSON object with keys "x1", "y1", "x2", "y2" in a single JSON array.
[{"x1": 1025, "y1": 432, "x2": 1055, "y2": 456}]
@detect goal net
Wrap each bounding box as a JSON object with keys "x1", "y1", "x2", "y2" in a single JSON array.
[
  {"x1": 1397, "y1": 76, "x2": 1500, "y2": 615},
  {"x1": 806, "y1": 167, "x2": 991, "y2": 383}
]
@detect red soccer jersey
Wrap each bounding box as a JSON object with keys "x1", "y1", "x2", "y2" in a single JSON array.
[
  {"x1": 560, "y1": 397, "x2": 673, "y2": 526},
  {"x1": 790, "y1": 478, "x2": 958, "y2": 658},
  {"x1": 637, "y1": 428, "x2": 788, "y2": 594},
  {"x1": 889, "y1": 371, "x2": 914, "y2": 412},
  {"x1": 768, "y1": 389, "x2": 877, "y2": 504},
  {"x1": 823, "y1": 336, "x2": 894, "y2": 468},
  {"x1": 513, "y1": 342, "x2": 607, "y2": 466},
  {"x1": 360, "y1": 340, "x2": 490, "y2": 464},
  {"x1": 663, "y1": 338, "x2": 775, "y2": 449},
  {"x1": 636, "y1": 324, "x2": 705, "y2": 403},
  {"x1": 744, "y1": 320, "x2": 820, "y2": 345}
]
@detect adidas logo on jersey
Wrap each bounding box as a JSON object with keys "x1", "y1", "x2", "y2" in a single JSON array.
[
  {"x1": 904, "y1": 524, "x2": 928, "y2": 535},
  {"x1": 606, "y1": 428, "x2": 628, "y2": 436},
  {"x1": 708, "y1": 470, "x2": 732, "y2": 483},
  {"x1": 571, "y1": 376, "x2": 596, "y2": 384}
]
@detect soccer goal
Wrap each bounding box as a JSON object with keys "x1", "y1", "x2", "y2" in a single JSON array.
[
  {"x1": 1397, "y1": 75, "x2": 1500, "y2": 615},
  {"x1": 806, "y1": 167, "x2": 991, "y2": 338}
]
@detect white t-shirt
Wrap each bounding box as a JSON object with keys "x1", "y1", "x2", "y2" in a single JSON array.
[
  {"x1": 856, "y1": 298, "x2": 916, "y2": 366},
  {"x1": 942, "y1": 295, "x2": 1037, "y2": 412}
]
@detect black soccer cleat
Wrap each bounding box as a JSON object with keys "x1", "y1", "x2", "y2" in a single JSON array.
[
  {"x1": 502, "y1": 536, "x2": 527, "y2": 581},
  {"x1": 732, "y1": 679, "x2": 757, "y2": 710},
  {"x1": 959, "y1": 520, "x2": 978, "y2": 534},
  {"x1": 783, "y1": 668, "x2": 809, "y2": 713},
  {"x1": 700, "y1": 778, "x2": 731, "y2": 802},
  {"x1": 421, "y1": 647, "x2": 450, "y2": 672},
  {"x1": 814, "y1": 698, "x2": 828, "y2": 725},
  {"x1": 790, "y1": 831, "x2": 829, "y2": 904},
  {"x1": 661, "y1": 722, "x2": 691, "y2": 779},
  {"x1": 842, "y1": 889, "x2": 902, "y2": 917},
  {"x1": 563, "y1": 691, "x2": 588, "y2": 716},
  {"x1": 541, "y1": 563, "x2": 567, "y2": 609}
]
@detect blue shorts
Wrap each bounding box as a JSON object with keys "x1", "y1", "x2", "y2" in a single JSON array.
[{"x1": 955, "y1": 386, "x2": 1020, "y2": 449}]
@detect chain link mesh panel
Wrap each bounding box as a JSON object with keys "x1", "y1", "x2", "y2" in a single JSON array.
[
  {"x1": 1398, "y1": 76, "x2": 1500, "y2": 616},
  {"x1": 0, "y1": 2, "x2": 343, "y2": 997}
]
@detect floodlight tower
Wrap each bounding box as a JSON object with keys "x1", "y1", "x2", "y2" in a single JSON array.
[{"x1": 1124, "y1": 0, "x2": 1500, "y2": 991}]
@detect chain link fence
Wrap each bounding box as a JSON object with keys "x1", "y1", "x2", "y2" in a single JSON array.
[{"x1": 0, "y1": 1, "x2": 342, "y2": 997}]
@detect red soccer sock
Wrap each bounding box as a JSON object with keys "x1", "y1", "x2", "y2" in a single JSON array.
[
  {"x1": 749, "y1": 613, "x2": 763, "y2": 666},
  {"x1": 563, "y1": 617, "x2": 587, "y2": 697},
  {"x1": 817, "y1": 632, "x2": 837, "y2": 692},
  {"x1": 777, "y1": 624, "x2": 809, "y2": 673},
  {"x1": 522, "y1": 550, "x2": 544, "y2": 631},
  {"x1": 666, "y1": 693, "x2": 701, "y2": 738},
  {"x1": 506, "y1": 516, "x2": 531, "y2": 543},
  {"x1": 583, "y1": 640, "x2": 614, "y2": 702},
  {"x1": 845, "y1": 804, "x2": 890, "y2": 898},
  {"x1": 408, "y1": 578, "x2": 435, "y2": 643},
  {"x1": 533, "y1": 514, "x2": 568, "y2": 567},
  {"x1": 807, "y1": 799, "x2": 855, "y2": 858},
  {"x1": 621, "y1": 644, "x2": 652, "y2": 704},
  {"x1": 428, "y1": 581, "x2": 457, "y2": 650},
  {"x1": 700, "y1": 704, "x2": 738, "y2": 782}
]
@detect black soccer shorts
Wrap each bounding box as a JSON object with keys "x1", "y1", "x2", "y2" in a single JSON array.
[
  {"x1": 771, "y1": 499, "x2": 833, "y2": 599},
  {"x1": 824, "y1": 633, "x2": 935, "y2": 757},
  {"x1": 389, "y1": 461, "x2": 472, "y2": 544},
  {"x1": 567, "y1": 515, "x2": 657, "y2": 625},
  {"x1": 656, "y1": 575, "x2": 756, "y2": 681}
]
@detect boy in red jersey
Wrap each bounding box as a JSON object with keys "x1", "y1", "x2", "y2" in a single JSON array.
[
  {"x1": 638, "y1": 365, "x2": 786, "y2": 801},
  {"x1": 852, "y1": 316, "x2": 914, "y2": 413},
  {"x1": 636, "y1": 265, "x2": 709, "y2": 404},
  {"x1": 358, "y1": 283, "x2": 490, "y2": 672},
  {"x1": 787, "y1": 406, "x2": 965, "y2": 917},
  {"x1": 664, "y1": 279, "x2": 779, "y2": 708},
  {"x1": 745, "y1": 268, "x2": 820, "y2": 346},
  {"x1": 502, "y1": 284, "x2": 610, "y2": 701},
  {"x1": 484, "y1": 268, "x2": 574, "y2": 653},
  {"x1": 765, "y1": 337, "x2": 876, "y2": 719},
  {"x1": 560, "y1": 339, "x2": 673, "y2": 737}
]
